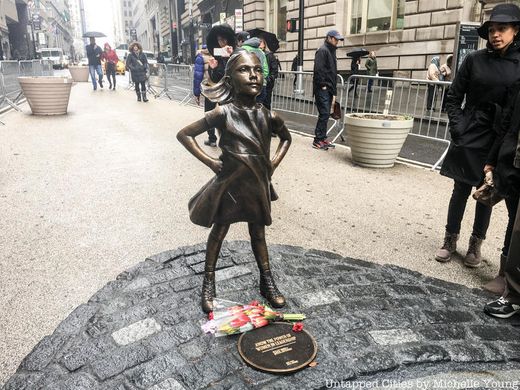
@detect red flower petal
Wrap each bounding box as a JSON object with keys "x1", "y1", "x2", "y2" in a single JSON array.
[
  {"x1": 208, "y1": 312, "x2": 214, "y2": 320},
  {"x1": 250, "y1": 300, "x2": 260, "y2": 306},
  {"x1": 292, "y1": 322, "x2": 304, "y2": 332}
]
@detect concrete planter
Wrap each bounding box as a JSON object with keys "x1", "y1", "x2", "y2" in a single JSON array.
[
  {"x1": 18, "y1": 76, "x2": 73, "y2": 115},
  {"x1": 68, "y1": 65, "x2": 89, "y2": 82},
  {"x1": 346, "y1": 113, "x2": 413, "y2": 168}
]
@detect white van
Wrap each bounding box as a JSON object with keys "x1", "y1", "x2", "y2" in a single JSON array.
[{"x1": 38, "y1": 48, "x2": 66, "y2": 69}]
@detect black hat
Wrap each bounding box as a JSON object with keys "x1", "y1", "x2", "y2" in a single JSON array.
[
  {"x1": 236, "y1": 31, "x2": 250, "y2": 42},
  {"x1": 477, "y1": 3, "x2": 520, "y2": 40}
]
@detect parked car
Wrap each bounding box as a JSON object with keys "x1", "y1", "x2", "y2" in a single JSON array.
[
  {"x1": 158, "y1": 51, "x2": 172, "y2": 64},
  {"x1": 143, "y1": 51, "x2": 159, "y2": 75},
  {"x1": 37, "y1": 48, "x2": 66, "y2": 69}
]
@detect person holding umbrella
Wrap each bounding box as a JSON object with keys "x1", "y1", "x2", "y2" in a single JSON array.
[
  {"x1": 85, "y1": 37, "x2": 104, "y2": 90},
  {"x1": 312, "y1": 30, "x2": 344, "y2": 150}
]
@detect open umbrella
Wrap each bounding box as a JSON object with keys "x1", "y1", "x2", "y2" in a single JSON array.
[
  {"x1": 206, "y1": 24, "x2": 236, "y2": 56},
  {"x1": 248, "y1": 28, "x2": 279, "y2": 52},
  {"x1": 82, "y1": 31, "x2": 106, "y2": 38},
  {"x1": 346, "y1": 48, "x2": 369, "y2": 58}
]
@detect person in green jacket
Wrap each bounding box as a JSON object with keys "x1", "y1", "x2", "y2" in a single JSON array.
[
  {"x1": 241, "y1": 37, "x2": 269, "y2": 104},
  {"x1": 365, "y1": 51, "x2": 378, "y2": 92}
]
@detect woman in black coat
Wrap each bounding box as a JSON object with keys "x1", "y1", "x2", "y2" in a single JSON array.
[
  {"x1": 436, "y1": 3, "x2": 520, "y2": 269},
  {"x1": 126, "y1": 41, "x2": 149, "y2": 102},
  {"x1": 482, "y1": 80, "x2": 520, "y2": 295}
]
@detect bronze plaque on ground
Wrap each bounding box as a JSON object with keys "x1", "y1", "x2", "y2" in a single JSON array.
[{"x1": 237, "y1": 322, "x2": 317, "y2": 374}]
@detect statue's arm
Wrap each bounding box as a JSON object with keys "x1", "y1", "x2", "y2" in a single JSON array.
[
  {"x1": 270, "y1": 113, "x2": 292, "y2": 173},
  {"x1": 177, "y1": 118, "x2": 222, "y2": 174}
]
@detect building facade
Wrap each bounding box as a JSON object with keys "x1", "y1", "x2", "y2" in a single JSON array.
[{"x1": 178, "y1": 0, "x2": 519, "y2": 75}]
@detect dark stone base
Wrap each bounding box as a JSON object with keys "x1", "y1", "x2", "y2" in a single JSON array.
[{"x1": 5, "y1": 241, "x2": 520, "y2": 389}]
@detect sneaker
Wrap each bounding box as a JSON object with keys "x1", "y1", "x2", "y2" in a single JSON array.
[
  {"x1": 484, "y1": 297, "x2": 520, "y2": 318},
  {"x1": 312, "y1": 140, "x2": 329, "y2": 150},
  {"x1": 99, "y1": 80, "x2": 103, "y2": 88},
  {"x1": 204, "y1": 140, "x2": 217, "y2": 147},
  {"x1": 322, "y1": 140, "x2": 335, "y2": 149}
]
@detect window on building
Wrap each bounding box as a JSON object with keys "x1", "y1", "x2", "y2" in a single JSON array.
[
  {"x1": 267, "y1": 0, "x2": 287, "y2": 42},
  {"x1": 349, "y1": 0, "x2": 404, "y2": 34}
]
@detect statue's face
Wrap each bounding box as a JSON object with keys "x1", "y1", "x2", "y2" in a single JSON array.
[{"x1": 230, "y1": 54, "x2": 263, "y2": 98}]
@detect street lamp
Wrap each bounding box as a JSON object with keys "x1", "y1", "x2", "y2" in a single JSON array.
[{"x1": 295, "y1": 0, "x2": 305, "y2": 94}]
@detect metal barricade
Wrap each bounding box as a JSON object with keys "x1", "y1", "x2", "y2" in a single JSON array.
[
  {"x1": 40, "y1": 60, "x2": 54, "y2": 76},
  {"x1": 332, "y1": 74, "x2": 452, "y2": 169},
  {"x1": 0, "y1": 61, "x2": 23, "y2": 111},
  {"x1": 158, "y1": 64, "x2": 193, "y2": 103},
  {"x1": 18, "y1": 60, "x2": 35, "y2": 76},
  {"x1": 148, "y1": 63, "x2": 167, "y2": 98},
  {"x1": 271, "y1": 70, "x2": 346, "y2": 141}
]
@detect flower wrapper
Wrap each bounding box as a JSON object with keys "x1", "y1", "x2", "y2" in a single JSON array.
[{"x1": 201, "y1": 299, "x2": 305, "y2": 337}]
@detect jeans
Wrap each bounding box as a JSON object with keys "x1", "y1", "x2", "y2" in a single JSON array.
[
  {"x1": 446, "y1": 180, "x2": 492, "y2": 239},
  {"x1": 314, "y1": 88, "x2": 332, "y2": 142},
  {"x1": 89, "y1": 65, "x2": 103, "y2": 89},
  {"x1": 368, "y1": 78, "x2": 374, "y2": 92},
  {"x1": 204, "y1": 98, "x2": 217, "y2": 143},
  {"x1": 427, "y1": 85, "x2": 440, "y2": 110},
  {"x1": 256, "y1": 86, "x2": 267, "y2": 106}
]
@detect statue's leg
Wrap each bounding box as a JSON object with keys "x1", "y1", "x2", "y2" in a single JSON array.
[
  {"x1": 248, "y1": 223, "x2": 285, "y2": 308},
  {"x1": 201, "y1": 223, "x2": 230, "y2": 313}
]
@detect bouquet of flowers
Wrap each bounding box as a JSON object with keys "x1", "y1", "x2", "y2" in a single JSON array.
[{"x1": 201, "y1": 299, "x2": 305, "y2": 337}]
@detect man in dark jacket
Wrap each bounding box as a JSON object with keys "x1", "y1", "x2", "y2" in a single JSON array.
[
  {"x1": 312, "y1": 30, "x2": 343, "y2": 150},
  {"x1": 86, "y1": 37, "x2": 104, "y2": 90}
]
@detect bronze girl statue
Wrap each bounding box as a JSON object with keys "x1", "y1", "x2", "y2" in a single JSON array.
[{"x1": 177, "y1": 51, "x2": 292, "y2": 313}]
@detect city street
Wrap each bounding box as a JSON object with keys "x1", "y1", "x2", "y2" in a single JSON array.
[{"x1": 0, "y1": 77, "x2": 515, "y2": 386}]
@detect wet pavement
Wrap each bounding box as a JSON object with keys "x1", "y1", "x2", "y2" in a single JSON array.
[{"x1": 0, "y1": 77, "x2": 517, "y2": 388}]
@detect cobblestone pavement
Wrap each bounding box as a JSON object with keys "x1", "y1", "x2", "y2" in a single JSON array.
[{"x1": 5, "y1": 242, "x2": 520, "y2": 390}]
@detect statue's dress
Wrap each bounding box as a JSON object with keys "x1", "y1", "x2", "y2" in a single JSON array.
[{"x1": 188, "y1": 103, "x2": 283, "y2": 228}]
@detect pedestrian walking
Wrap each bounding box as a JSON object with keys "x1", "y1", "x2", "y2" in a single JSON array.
[
  {"x1": 348, "y1": 57, "x2": 361, "y2": 97},
  {"x1": 435, "y1": 3, "x2": 520, "y2": 269},
  {"x1": 193, "y1": 45, "x2": 217, "y2": 147},
  {"x1": 206, "y1": 25, "x2": 236, "y2": 147},
  {"x1": 312, "y1": 30, "x2": 343, "y2": 150},
  {"x1": 426, "y1": 56, "x2": 441, "y2": 111},
  {"x1": 101, "y1": 43, "x2": 118, "y2": 90},
  {"x1": 126, "y1": 42, "x2": 149, "y2": 102},
  {"x1": 291, "y1": 54, "x2": 299, "y2": 88},
  {"x1": 85, "y1": 37, "x2": 103, "y2": 90},
  {"x1": 440, "y1": 54, "x2": 453, "y2": 112},
  {"x1": 365, "y1": 51, "x2": 378, "y2": 93},
  {"x1": 263, "y1": 39, "x2": 280, "y2": 110},
  {"x1": 176, "y1": 51, "x2": 292, "y2": 313}
]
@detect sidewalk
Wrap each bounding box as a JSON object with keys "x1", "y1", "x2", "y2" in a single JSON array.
[{"x1": 0, "y1": 79, "x2": 515, "y2": 387}]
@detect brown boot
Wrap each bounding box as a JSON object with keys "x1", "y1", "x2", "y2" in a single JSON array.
[
  {"x1": 260, "y1": 269, "x2": 286, "y2": 308},
  {"x1": 483, "y1": 254, "x2": 507, "y2": 295},
  {"x1": 464, "y1": 235, "x2": 483, "y2": 268},
  {"x1": 435, "y1": 231, "x2": 459, "y2": 262},
  {"x1": 201, "y1": 271, "x2": 216, "y2": 313}
]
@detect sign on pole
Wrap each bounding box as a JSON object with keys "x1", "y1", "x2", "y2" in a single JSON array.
[
  {"x1": 235, "y1": 9, "x2": 243, "y2": 32},
  {"x1": 453, "y1": 22, "x2": 481, "y2": 76}
]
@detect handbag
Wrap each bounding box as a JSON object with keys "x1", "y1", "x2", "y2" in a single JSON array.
[
  {"x1": 472, "y1": 171, "x2": 503, "y2": 207},
  {"x1": 331, "y1": 101, "x2": 341, "y2": 120}
]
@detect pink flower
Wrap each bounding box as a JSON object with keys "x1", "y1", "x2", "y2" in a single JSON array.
[
  {"x1": 249, "y1": 300, "x2": 260, "y2": 306},
  {"x1": 292, "y1": 322, "x2": 304, "y2": 332}
]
